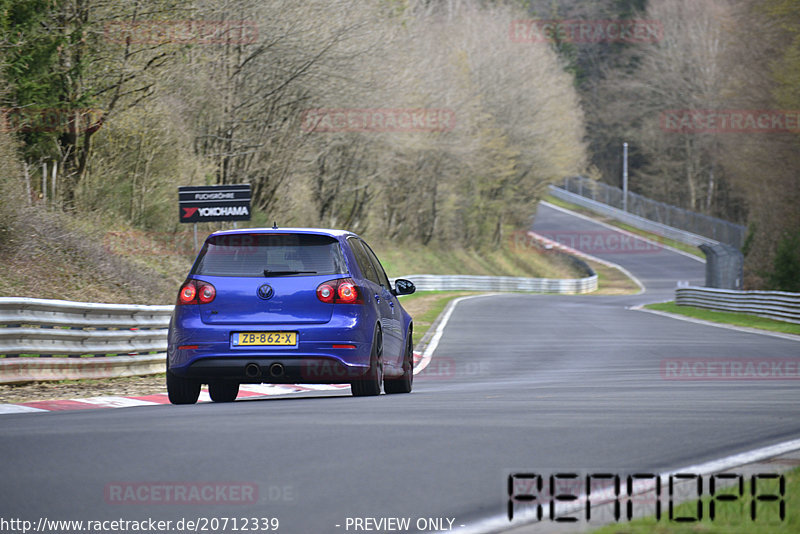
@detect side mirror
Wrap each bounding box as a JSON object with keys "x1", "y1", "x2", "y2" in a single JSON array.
[{"x1": 393, "y1": 278, "x2": 416, "y2": 296}]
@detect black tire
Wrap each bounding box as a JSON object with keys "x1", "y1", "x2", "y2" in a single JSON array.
[
  {"x1": 384, "y1": 334, "x2": 413, "y2": 394},
  {"x1": 166, "y1": 364, "x2": 201, "y2": 405},
  {"x1": 208, "y1": 381, "x2": 239, "y2": 403},
  {"x1": 351, "y1": 325, "x2": 383, "y2": 397}
]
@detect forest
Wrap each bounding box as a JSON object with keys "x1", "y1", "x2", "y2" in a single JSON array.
[{"x1": 0, "y1": 0, "x2": 798, "y2": 290}]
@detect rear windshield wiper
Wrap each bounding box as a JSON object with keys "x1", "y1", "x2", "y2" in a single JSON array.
[{"x1": 263, "y1": 269, "x2": 317, "y2": 276}]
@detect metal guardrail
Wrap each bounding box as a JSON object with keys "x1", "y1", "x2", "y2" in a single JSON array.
[
  {"x1": 0, "y1": 297, "x2": 171, "y2": 384},
  {"x1": 676, "y1": 287, "x2": 800, "y2": 324},
  {"x1": 558, "y1": 176, "x2": 746, "y2": 248},
  {"x1": 549, "y1": 185, "x2": 717, "y2": 248},
  {"x1": 0, "y1": 297, "x2": 171, "y2": 357},
  {"x1": 394, "y1": 273, "x2": 598, "y2": 294},
  {"x1": 0, "y1": 297, "x2": 173, "y2": 330}
]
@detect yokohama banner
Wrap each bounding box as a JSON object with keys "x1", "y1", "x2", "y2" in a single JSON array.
[{"x1": 178, "y1": 184, "x2": 251, "y2": 223}]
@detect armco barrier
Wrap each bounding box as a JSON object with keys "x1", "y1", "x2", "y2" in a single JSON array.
[
  {"x1": 558, "y1": 176, "x2": 746, "y2": 248},
  {"x1": 0, "y1": 297, "x2": 171, "y2": 384},
  {"x1": 675, "y1": 286, "x2": 800, "y2": 324},
  {"x1": 392, "y1": 273, "x2": 597, "y2": 294},
  {"x1": 549, "y1": 185, "x2": 717, "y2": 248},
  {"x1": 0, "y1": 272, "x2": 597, "y2": 384}
]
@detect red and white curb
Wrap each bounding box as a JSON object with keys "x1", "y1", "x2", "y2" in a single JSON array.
[
  {"x1": 0, "y1": 352, "x2": 424, "y2": 415},
  {"x1": 0, "y1": 384, "x2": 349, "y2": 414}
]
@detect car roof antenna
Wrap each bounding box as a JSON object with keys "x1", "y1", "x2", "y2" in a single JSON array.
[{"x1": 272, "y1": 221, "x2": 278, "y2": 229}]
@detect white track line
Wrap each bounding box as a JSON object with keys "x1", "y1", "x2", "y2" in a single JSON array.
[
  {"x1": 413, "y1": 294, "x2": 494, "y2": 375},
  {"x1": 455, "y1": 437, "x2": 800, "y2": 534},
  {"x1": 0, "y1": 404, "x2": 48, "y2": 414},
  {"x1": 634, "y1": 305, "x2": 800, "y2": 342}
]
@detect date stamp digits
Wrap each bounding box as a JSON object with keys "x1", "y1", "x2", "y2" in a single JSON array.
[{"x1": 507, "y1": 472, "x2": 785, "y2": 523}]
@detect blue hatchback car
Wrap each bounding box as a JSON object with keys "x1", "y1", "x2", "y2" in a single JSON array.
[{"x1": 166, "y1": 228, "x2": 416, "y2": 404}]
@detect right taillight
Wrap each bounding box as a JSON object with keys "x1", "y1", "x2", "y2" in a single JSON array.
[
  {"x1": 316, "y1": 278, "x2": 362, "y2": 304},
  {"x1": 337, "y1": 280, "x2": 357, "y2": 303},
  {"x1": 177, "y1": 280, "x2": 216, "y2": 305}
]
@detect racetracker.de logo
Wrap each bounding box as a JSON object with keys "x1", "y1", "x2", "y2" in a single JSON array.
[
  {"x1": 518, "y1": 230, "x2": 661, "y2": 254},
  {"x1": 416, "y1": 358, "x2": 490, "y2": 381},
  {"x1": 104, "y1": 482, "x2": 258, "y2": 505},
  {"x1": 104, "y1": 20, "x2": 258, "y2": 45},
  {"x1": 510, "y1": 19, "x2": 663, "y2": 43},
  {"x1": 300, "y1": 108, "x2": 456, "y2": 133},
  {"x1": 660, "y1": 110, "x2": 800, "y2": 133},
  {"x1": 661, "y1": 359, "x2": 800, "y2": 380}
]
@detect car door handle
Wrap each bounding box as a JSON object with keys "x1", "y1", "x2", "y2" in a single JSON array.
[{"x1": 374, "y1": 294, "x2": 380, "y2": 303}]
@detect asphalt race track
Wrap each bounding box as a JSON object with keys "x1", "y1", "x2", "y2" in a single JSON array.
[{"x1": 1, "y1": 203, "x2": 798, "y2": 533}]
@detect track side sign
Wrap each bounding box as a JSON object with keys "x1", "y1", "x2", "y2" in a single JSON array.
[{"x1": 179, "y1": 184, "x2": 251, "y2": 223}]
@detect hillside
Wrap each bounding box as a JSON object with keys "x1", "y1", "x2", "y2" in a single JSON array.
[{"x1": 0, "y1": 205, "x2": 584, "y2": 305}]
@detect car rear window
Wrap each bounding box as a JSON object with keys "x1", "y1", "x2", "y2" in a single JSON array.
[{"x1": 191, "y1": 233, "x2": 348, "y2": 277}]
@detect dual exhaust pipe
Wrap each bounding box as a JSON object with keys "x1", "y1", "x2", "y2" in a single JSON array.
[{"x1": 245, "y1": 362, "x2": 284, "y2": 379}]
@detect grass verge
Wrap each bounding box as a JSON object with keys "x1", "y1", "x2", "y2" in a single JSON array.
[
  {"x1": 372, "y1": 239, "x2": 583, "y2": 280},
  {"x1": 587, "y1": 259, "x2": 641, "y2": 295},
  {"x1": 544, "y1": 195, "x2": 706, "y2": 259},
  {"x1": 592, "y1": 466, "x2": 798, "y2": 533},
  {"x1": 645, "y1": 302, "x2": 800, "y2": 336}
]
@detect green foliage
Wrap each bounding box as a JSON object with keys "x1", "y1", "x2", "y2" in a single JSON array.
[
  {"x1": 765, "y1": 230, "x2": 800, "y2": 292},
  {"x1": 763, "y1": 0, "x2": 800, "y2": 111},
  {"x1": 0, "y1": 0, "x2": 69, "y2": 161}
]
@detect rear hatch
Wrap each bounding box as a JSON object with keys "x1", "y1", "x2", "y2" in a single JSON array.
[
  {"x1": 190, "y1": 232, "x2": 349, "y2": 325},
  {"x1": 197, "y1": 274, "x2": 342, "y2": 325}
]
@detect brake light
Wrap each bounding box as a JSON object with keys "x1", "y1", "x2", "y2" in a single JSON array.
[
  {"x1": 337, "y1": 280, "x2": 357, "y2": 303},
  {"x1": 316, "y1": 278, "x2": 362, "y2": 304},
  {"x1": 178, "y1": 281, "x2": 196, "y2": 304},
  {"x1": 316, "y1": 283, "x2": 336, "y2": 303},
  {"x1": 176, "y1": 280, "x2": 216, "y2": 305},
  {"x1": 198, "y1": 282, "x2": 216, "y2": 303}
]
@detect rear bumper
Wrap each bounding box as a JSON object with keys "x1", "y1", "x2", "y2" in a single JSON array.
[
  {"x1": 167, "y1": 306, "x2": 376, "y2": 383},
  {"x1": 177, "y1": 356, "x2": 369, "y2": 384}
]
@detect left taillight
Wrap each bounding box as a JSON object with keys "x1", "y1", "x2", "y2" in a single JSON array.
[{"x1": 177, "y1": 280, "x2": 216, "y2": 305}]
